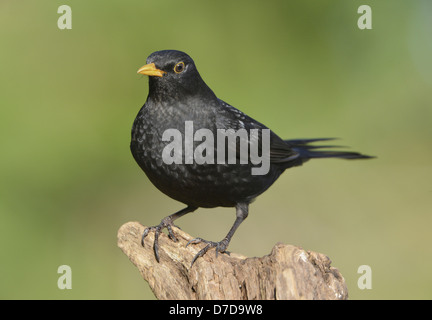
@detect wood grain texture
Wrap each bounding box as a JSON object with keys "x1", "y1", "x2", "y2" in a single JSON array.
[{"x1": 117, "y1": 221, "x2": 348, "y2": 300}]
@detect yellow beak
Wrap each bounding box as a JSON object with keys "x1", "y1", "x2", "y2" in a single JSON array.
[{"x1": 137, "y1": 63, "x2": 166, "y2": 77}]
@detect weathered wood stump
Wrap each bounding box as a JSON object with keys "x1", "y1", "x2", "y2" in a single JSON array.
[{"x1": 117, "y1": 221, "x2": 348, "y2": 300}]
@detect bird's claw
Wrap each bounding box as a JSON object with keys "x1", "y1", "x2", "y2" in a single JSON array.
[
  {"x1": 141, "y1": 217, "x2": 180, "y2": 262},
  {"x1": 186, "y1": 238, "x2": 231, "y2": 267}
]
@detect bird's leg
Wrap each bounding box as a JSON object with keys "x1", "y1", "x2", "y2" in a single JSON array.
[
  {"x1": 186, "y1": 203, "x2": 249, "y2": 266},
  {"x1": 142, "y1": 205, "x2": 197, "y2": 262}
]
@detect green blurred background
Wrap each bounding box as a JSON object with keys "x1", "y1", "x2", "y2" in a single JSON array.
[{"x1": 1, "y1": 0, "x2": 431, "y2": 299}]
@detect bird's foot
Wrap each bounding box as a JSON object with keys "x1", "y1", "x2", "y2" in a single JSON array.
[
  {"x1": 186, "y1": 238, "x2": 231, "y2": 266},
  {"x1": 141, "y1": 216, "x2": 180, "y2": 262}
]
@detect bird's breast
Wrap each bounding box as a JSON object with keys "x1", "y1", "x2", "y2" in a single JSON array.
[{"x1": 130, "y1": 101, "x2": 282, "y2": 207}]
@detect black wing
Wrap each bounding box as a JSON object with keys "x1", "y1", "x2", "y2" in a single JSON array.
[{"x1": 216, "y1": 99, "x2": 299, "y2": 165}]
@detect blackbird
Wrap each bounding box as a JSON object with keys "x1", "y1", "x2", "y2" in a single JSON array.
[{"x1": 131, "y1": 50, "x2": 373, "y2": 265}]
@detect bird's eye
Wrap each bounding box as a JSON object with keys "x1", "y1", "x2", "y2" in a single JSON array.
[{"x1": 174, "y1": 61, "x2": 185, "y2": 74}]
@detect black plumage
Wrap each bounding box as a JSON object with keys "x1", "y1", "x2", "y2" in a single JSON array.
[{"x1": 131, "y1": 50, "x2": 373, "y2": 265}]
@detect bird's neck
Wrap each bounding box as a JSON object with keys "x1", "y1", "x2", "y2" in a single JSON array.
[{"x1": 148, "y1": 77, "x2": 217, "y2": 105}]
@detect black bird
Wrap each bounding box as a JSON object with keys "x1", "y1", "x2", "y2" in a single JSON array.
[{"x1": 131, "y1": 50, "x2": 372, "y2": 265}]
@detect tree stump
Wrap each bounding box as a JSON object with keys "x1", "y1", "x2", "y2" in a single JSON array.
[{"x1": 117, "y1": 221, "x2": 348, "y2": 300}]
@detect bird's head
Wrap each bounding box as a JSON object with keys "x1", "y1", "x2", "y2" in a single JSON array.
[{"x1": 137, "y1": 50, "x2": 216, "y2": 102}]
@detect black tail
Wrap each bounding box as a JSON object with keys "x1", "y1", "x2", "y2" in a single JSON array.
[{"x1": 286, "y1": 138, "x2": 374, "y2": 161}]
